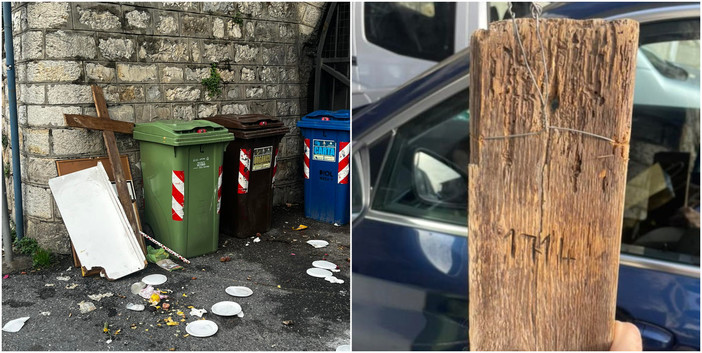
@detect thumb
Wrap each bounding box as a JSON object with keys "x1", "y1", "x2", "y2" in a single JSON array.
[{"x1": 610, "y1": 320, "x2": 642, "y2": 351}]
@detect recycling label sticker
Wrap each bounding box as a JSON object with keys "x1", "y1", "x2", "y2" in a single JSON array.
[
  {"x1": 252, "y1": 146, "x2": 273, "y2": 171},
  {"x1": 312, "y1": 139, "x2": 336, "y2": 162}
]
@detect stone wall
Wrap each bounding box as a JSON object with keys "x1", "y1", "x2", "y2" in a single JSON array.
[{"x1": 2, "y1": 2, "x2": 327, "y2": 254}]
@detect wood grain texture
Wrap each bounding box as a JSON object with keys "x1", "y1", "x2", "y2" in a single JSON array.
[
  {"x1": 468, "y1": 19, "x2": 638, "y2": 350},
  {"x1": 64, "y1": 114, "x2": 134, "y2": 134},
  {"x1": 91, "y1": 85, "x2": 146, "y2": 254}
]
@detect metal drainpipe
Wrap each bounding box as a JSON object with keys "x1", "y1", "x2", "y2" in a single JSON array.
[{"x1": 3, "y1": 2, "x2": 25, "y2": 241}]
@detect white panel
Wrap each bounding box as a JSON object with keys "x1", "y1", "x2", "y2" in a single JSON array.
[{"x1": 49, "y1": 163, "x2": 146, "y2": 280}]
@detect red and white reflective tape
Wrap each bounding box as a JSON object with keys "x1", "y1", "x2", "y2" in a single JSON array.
[
  {"x1": 238, "y1": 148, "x2": 251, "y2": 194},
  {"x1": 272, "y1": 147, "x2": 279, "y2": 188},
  {"x1": 338, "y1": 141, "x2": 350, "y2": 184},
  {"x1": 216, "y1": 165, "x2": 222, "y2": 213},
  {"x1": 171, "y1": 170, "x2": 185, "y2": 221},
  {"x1": 303, "y1": 139, "x2": 310, "y2": 179}
]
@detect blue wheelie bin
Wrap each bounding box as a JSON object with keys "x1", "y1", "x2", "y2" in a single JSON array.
[{"x1": 297, "y1": 110, "x2": 350, "y2": 225}]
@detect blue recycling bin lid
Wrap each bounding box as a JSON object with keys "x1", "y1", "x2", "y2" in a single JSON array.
[{"x1": 297, "y1": 110, "x2": 350, "y2": 131}]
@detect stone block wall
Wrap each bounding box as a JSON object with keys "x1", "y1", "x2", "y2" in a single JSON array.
[{"x1": 2, "y1": 2, "x2": 327, "y2": 254}]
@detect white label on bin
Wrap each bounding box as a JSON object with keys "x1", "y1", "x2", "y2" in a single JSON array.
[
  {"x1": 252, "y1": 146, "x2": 273, "y2": 171},
  {"x1": 312, "y1": 139, "x2": 336, "y2": 162},
  {"x1": 192, "y1": 156, "x2": 211, "y2": 170}
]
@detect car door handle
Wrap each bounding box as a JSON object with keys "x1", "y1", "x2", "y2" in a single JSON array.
[{"x1": 633, "y1": 319, "x2": 675, "y2": 350}]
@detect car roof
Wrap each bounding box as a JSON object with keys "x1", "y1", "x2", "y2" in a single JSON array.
[
  {"x1": 542, "y1": 2, "x2": 696, "y2": 19},
  {"x1": 353, "y1": 2, "x2": 699, "y2": 138}
]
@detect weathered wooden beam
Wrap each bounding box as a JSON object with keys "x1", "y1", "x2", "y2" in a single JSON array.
[
  {"x1": 468, "y1": 18, "x2": 638, "y2": 350},
  {"x1": 64, "y1": 114, "x2": 134, "y2": 134},
  {"x1": 91, "y1": 85, "x2": 146, "y2": 254}
]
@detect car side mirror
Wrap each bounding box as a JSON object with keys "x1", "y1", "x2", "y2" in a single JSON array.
[{"x1": 412, "y1": 149, "x2": 467, "y2": 209}]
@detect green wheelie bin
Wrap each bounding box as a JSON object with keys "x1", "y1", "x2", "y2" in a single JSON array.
[{"x1": 134, "y1": 120, "x2": 234, "y2": 258}]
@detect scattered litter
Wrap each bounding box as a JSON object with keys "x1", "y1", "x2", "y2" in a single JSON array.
[
  {"x1": 150, "y1": 293, "x2": 161, "y2": 305},
  {"x1": 277, "y1": 285, "x2": 281, "y2": 288},
  {"x1": 313, "y1": 260, "x2": 340, "y2": 272},
  {"x1": 185, "y1": 320, "x2": 218, "y2": 338},
  {"x1": 106, "y1": 339, "x2": 112, "y2": 344},
  {"x1": 291, "y1": 253, "x2": 296, "y2": 256},
  {"x1": 164, "y1": 317, "x2": 179, "y2": 326},
  {"x1": 220, "y1": 256, "x2": 231, "y2": 262},
  {"x1": 56, "y1": 276, "x2": 70, "y2": 281},
  {"x1": 2, "y1": 317, "x2": 30, "y2": 333},
  {"x1": 225, "y1": 286, "x2": 253, "y2": 297},
  {"x1": 139, "y1": 285, "x2": 158, "y2": 299},
  {"x1": 156, "y1": 259, "x2": 183, "y2": 271},
  {"x1": 88, "y1": 292, "x2": 114, "y2": 301},
  {"x1": 78, "y1": 301, "x2": 97, "y2": 314},
  {"x1": 126, "y1": 303, "x2": 145, "y2": 312},
  {"x1": 306, "y1": 268, "x2": 333, "y2": 278},
  {"x1": 65, "y1": 283, "x2": 78, "y2": 290},
  {"x1": 336, "y1": 345, "x2": 351, "y2": 351},
  {"x1": 65, "y1": 266, "x2": 72, "y2": 271},
  {"x1": 3, "y1": 275, "x2": 9, "y2": 279},
  {"x1": 146, "y1": 245, "x2": 169, "y2": 263},
  {"x1": 324, "y1": 276, "x2": 345, "y2": 284},
  {"x1": 131, "y1": 282, "x2": 147, "y2": 294},
  {"x1": 282, "y1": 320, "x2": 294, "y2": 326},
  {"x1": 293, "y1": 224, "x2": 308, "y2": 231},
  {"x1": 211, "y1": 301, "x2": 242, "y2": 317},
  {"x1": 142, "y1": 274, "x2": 167, "y2": 286},
  {"x1": 40, "y1": 312, "x2": 51, "y2": 316},
  {"x1": 307, "y1": 240, "x2": 329, "y2": 248},
  {"x1": 245, "y1": 242, "x2": 250, "y2": 246},
  {"x1": 334, "y1": 223, "x2": 340, "y2": 227},
  {"x1": 190, "y1": 308, "x2": 207, "y2": 317},
  {"x1": 45, "y1": 283, "x2": 55, "y2": 287},
  {"x1": 253, "y1": 238, "x2": 261, "y2": 243}
]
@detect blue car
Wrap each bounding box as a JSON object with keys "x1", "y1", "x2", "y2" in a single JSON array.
[{"x1": 352, "y1": 2, "x2": 700, "y2": 350}]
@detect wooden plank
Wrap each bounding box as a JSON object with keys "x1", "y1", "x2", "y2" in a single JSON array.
[
  {"x1": 64, "y1": 114, "x2": 134, "y2": 134},
  {"x1": 91, "y1": 85, "x2": 146, "y2": 254},
  {"x1": 468, "y1": 18, "x2": 638, "y2": 350},
  {"x1": 56, "y1": 155, "x2": 131, "y2": 181}
]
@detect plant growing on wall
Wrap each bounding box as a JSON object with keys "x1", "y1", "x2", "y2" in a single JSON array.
[{"x1": 201, "y1": 63, "x2": 223, "y2": 98}]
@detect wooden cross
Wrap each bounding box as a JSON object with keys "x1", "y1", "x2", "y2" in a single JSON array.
[{"x1": 63, "y1": 85, "x2": 145, "y2": 254}]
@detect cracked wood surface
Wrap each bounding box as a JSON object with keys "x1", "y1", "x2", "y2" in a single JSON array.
[{"x1": 468, "y1": 18, "x2": 639, "y2": 350}]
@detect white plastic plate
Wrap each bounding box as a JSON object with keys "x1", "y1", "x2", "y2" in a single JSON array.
[
  {"x1": 312, "y1": 260, "x2": 339, "y2": 272},
  {"x1": 142, "y1": 274, "x2": 167, "y2": 286},
  {"x1": 306, "y1": 240, "x2": 329, "y2": 248},
  {"x1": 186, "y1": 320, "x2": 218, "y2": 337},
  {"x1": 211, "y1": 301, "x2": 242, "y2": 317},
  {"x1": 306, "y1": 268, "x2": 332, "y2": 278},
  {"x1": 225, "y1": 286, "x2": 253, "y2": 297}
]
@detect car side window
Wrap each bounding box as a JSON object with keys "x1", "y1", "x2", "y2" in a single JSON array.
[
  {"x1": 372, "y1": 90, "x2": 469, "y2": 225},
  {"x1": 363, "y1": 2, "x2": 456, "y2": 62},
  {"x1": 622, "y1": 18, "x2": 700, "y2": 266}
]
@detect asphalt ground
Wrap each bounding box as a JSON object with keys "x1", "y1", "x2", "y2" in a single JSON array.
[{"x1": 1, "y1": 205, "x2": 350, "y2": 351}]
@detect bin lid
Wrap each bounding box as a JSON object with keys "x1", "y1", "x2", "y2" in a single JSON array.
[
  {"x1": 297, "y1": 110, "x2": 350, "y2": 131},
  {"x1": 133, "y1": 120, "x2": 234, "y2": 146},
  {"x1": 201, "y1": 114, "x2": 289, "y2": 139}
]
